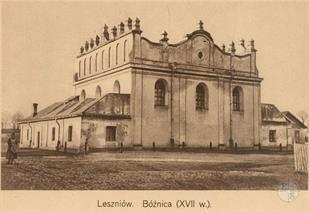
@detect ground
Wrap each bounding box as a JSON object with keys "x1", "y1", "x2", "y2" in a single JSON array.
[{"x1": 1, "y1": 149, "x2": 307, "y2": 190}]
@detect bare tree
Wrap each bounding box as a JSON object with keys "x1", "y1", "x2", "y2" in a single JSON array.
[
  {"x1": 1, "y1": 111, "x2": 11, "y2": 129},
  {"x1": 11, "y1": 112, "x2": 24, "y2": 129},
  {"x1": 297, "y1": 110, "x2": 309, "y2": 124}
]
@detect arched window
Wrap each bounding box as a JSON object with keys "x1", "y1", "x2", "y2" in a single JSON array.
[
  {"x1": 116, "y1": 43, "x2": 119, "y2": 65},
  {"x1": 95, "y1": 53, "x2": 98, "y2": 72},
  {"x1": 196, "y1": 83, "x2": 208, "y2": 109},
  {"x1": 78, "y1": 60, "x2": 81, "y2": 77},
  {"x1": 95, "y1": 86, "x2": 101, "y2": 98},
  {"x1": 108, "y1": 47, "x2": 111, "y2": 67},
  {"x1": 80, "y1": 90, "x2": 86, "y2": 101},
  {"x1": 154, "y1": 79, "x2": 167, "y2": 106},
  {"x1": 232, "y1": 86, "x2": 243, "y2": 111},
  {"x1": 101, "y1": 50, "x2": 104, "y2": 70},
  {"x1": 83, "y1": 58, "x2": 86, "y2": 75},
  {"x1": 89, "y1": 56, "x2": 92, "y2": 74},
  {"x1": 124, "y1": 40, "x2": 127, "y2": 62},
  {"x1": 113, "y1": 80, "x2": 120, "y2": 94}
]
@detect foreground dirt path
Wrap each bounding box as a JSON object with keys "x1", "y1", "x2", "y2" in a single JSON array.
[{"x1": 1, "y1": 151, "x2": 307, "y2": 190}]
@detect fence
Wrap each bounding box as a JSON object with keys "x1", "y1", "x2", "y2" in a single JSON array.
[{"x1": 294, "y1": 143, "x2": 308, "y2": 173}]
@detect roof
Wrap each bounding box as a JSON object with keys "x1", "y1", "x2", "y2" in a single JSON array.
[
  {"x1": 19, "y1": 93, "x2": 131, "y2": 123},
  {"x1": 261, "y1": 103, "x2": 288, "y2": 124},
  {"x1": 282, "y1": 111, "x2": 307, "y2": 129}
]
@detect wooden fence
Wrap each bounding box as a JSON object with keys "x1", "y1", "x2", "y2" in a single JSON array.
[{"x1": 294, "y1": 143, "x2": 308, "y2": 173}]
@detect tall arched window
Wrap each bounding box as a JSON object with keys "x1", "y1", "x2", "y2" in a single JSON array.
[
  {"x1": 196, "y1": 83, "x2": 208, "y2": 109},
  {"x1": 154, "y1": 79, "x2": 167, "y2": 106},
  {"x1": 95, "y1": 85, "x2": 101, "y2": 98},
  {"x1": 108, "y1": 47, "x2": 111, "y2": 67},
  {"x1": 101, "y1": 50, "x2": 104, "y2": 70},
  {"x1": 116, "y1": 43, "x2": 119, "y2": 65},
  {"x1": 124, "y1": 40, "x2": 127, "y2": 62},
  {"x1": 80, "y1": 90, "x2": 86, "y2": 101},
  {"x1": 95, "y1": 53, "x2": 98, "y2": 72},
  {"x1": 89, "y1": 56, "x2": 92, "y2": 74},
  {"x1": 113, "y1": 80, "x2": 120, "y2": 94},
  {"x1": 232, "y1": 86, "x2": 243, "y2": 111},
  {"x1": 78, "y1": 61, "x2": 81, "y2": 77},
  {"x1": 83, "y1": 58, "x2": 86, "y2": 75}
]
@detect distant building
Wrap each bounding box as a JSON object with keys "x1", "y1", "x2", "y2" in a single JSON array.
[
  {"x1": 18, "y1": 18, "x2": 262, "y2": 152},
  {"x1": 261, "y1": 103, "x2": 307, "y2": 147}
]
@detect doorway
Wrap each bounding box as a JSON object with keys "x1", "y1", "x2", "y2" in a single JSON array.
[{"x1": 37, "y1": 131, "x2": 40, "y2": 148}]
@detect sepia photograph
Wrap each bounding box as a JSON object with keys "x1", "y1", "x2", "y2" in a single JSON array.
[{"x1": 1, "y1": 0, "x2": 309, "y2": 211}]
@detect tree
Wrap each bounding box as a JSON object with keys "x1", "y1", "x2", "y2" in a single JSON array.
[
  {"x1": 11, "y1": 112, "x2": 24, "y2": 129},
  {"x1": 1, "y1": 111, "x2": 11, "y2": 129},
  {"x1": 297, "y1": 111, "x2": 309, "y2": 124}
]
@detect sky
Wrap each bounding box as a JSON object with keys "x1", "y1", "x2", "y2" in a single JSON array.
[{"x1": 1, "y1": 1, "x2": 309, "y2": 118}]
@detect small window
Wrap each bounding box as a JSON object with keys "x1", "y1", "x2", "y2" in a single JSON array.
[
  {"x1": 198, "y1": 51, "x2": 203, "y2": 59},
  {"x1": 95, "y1": 53, "x2": 98, "y2": 72},
  {"x1": 106, "y1": 126, "x2": 116, "y2": 142},
  {"x1": 27, "y1": 129, "x2": 29, "y2": 140},
  {"x1": 101, "y1": 50, "x2": 104, "y2": 70},
  {"x1": 113, "y1": 80, "x2": 120, "y2": 94},
  {"x1": 83, "y1": 58, "x2": 86, "y2": 75},
  {"x1": 52, "y1": 127, "x2": 56, "y2": 141},
  {"x1": 124, "y1": 40, "x2": 127, "y2": 62},
  {"x1": 89, "y1": 56, "x2": 92, "y2": 74},
  {"x1": 269, "y1": 130, "x2": 276, "y2": 142},
  {"x1": 68, "y1": 126, "x2": 73, "y2": 142},
  {"x1": 108, "y1": 47, "x2": 111, "y2": 67},
  {"x1": 116, "y1": 43, "x2": 119, "y2": 65},
  {"x1": 78, "y1": 61, "x2": 81, "y2": 77}
]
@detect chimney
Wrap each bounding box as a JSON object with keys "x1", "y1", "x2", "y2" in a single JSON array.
[{"x1": 33, "y1": 103, "x2": 38, "y2": 117}]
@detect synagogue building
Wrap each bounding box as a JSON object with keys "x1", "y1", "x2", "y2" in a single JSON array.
[{"x1": 18, "y1": 18, "x2": 262, "y2": 152}]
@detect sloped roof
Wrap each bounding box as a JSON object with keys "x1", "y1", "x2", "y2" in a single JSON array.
[
  {"x1": 261, "y1": 103, "x2": 288, "y2": 124},
  {"x1": 19, "y1": 94, "x2": 131, "y2": 123},
  {"x1": 282, "y1": 111, "x2": 307, "y2": 129}
]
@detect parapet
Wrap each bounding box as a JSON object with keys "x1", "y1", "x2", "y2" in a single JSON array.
[{"x1": 79, "y1": 17, "x2": 141, "y2": 56}]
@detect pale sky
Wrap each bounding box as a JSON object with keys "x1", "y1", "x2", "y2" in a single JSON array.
[{"x1": 1, "y1": 1, "x2": 309, "y2": 118}]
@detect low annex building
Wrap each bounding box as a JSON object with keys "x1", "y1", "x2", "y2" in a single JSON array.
[
  {"x1": 19, "y1": 18, "x2": 262, "y2": 152},
  {"x1": 260, "y1": 103, "x2": 308, "y2": 147}
]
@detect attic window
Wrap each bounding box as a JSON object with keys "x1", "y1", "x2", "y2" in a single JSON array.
[{"x1": 198, "y1": 51, "x2": 203, "y2": 59}]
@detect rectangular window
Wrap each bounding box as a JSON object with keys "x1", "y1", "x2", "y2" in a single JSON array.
[
  {"x1": 52, "y1": 127, "x2": 56, "y2": 141},
  {"x1": 269, "y1": 130, "x2": 276, "y2": 142},
  {"x1": 68, "y1": 126, "x2": 73, "y2": 142},
  {"x1": 27, "y1": 129, "x2": 29, "y2": 140},
  {"x1": 106, "y1": 126, "x2": 116, "y2": 142}
]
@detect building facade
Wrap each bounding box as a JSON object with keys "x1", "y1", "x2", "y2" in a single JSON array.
[{"x1": 19, "y1": 18, "x2": 262, "y2": 152}]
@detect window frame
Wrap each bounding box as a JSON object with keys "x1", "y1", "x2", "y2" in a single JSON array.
[
  {"x1": 196, "y1": 83, "x2": 207, "y2": 110},
  {"x1": 154, "y1": 80, "x2": 166, "y2": 106},
  {"x1": 269, "y1": 130, "x2": 276, "y2": 143},
  {"x1": 232, "y1": 87, "x2": 242, "y2": 112},
  {"x1": 106, "y1": 126, "x2": 116, "y2": 142}
]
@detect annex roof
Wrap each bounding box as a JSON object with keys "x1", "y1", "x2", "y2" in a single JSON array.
[
  {"x1": 19, "y1": 93, "x2": 130, "y2": 123},
  {"x1": 282, "y1": 111, "x2": 307, "y2": 129},
  {"x1": 261, "y1": 103, "x2": 288, "y2": 124}
]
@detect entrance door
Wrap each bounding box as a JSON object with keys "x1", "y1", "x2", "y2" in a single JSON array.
[
  {"x1": 37, "y1": 131, "x2": 40, "y2": 148},
  {"x1": 295, "y1": 131, "x2": 300, "y2": 143}
]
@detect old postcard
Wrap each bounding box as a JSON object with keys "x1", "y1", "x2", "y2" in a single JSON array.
[{"x1": 1, "y1": 0, "x2": 308, "y2": 211}]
